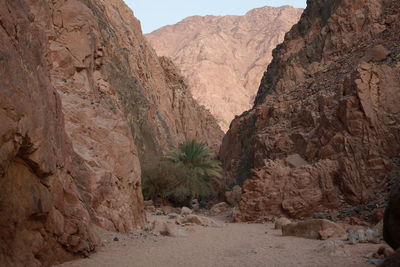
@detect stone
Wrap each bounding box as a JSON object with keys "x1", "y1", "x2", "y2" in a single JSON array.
[
  {"x1": 274, "y1": 218, "x2": 292, "y2": 230},
  {"x1": 151, "y1": 220, "x2": 185, "y2": 237},
  {"x1": 362, "y1": 45, "x2": 390, "y2": 62},
  {"x1": 285, "y1": 154, "x2": 308, "y2": 168},
  {"x1": 377, "y1": 246, "x2": 395, "y2": 258},
  {"x1": 317, "y1": 240, "x2": 349, "y2": 257},
  {"x1": 347, "y1": 228, "x2": 382, "y2": 244},
  {"x1": 178, "y1": 215, "x2": 223, "y2": 228},
  {"x1": 225, "y1": 186, "x2": 242, "y2": 206},
  {"x1": 144, "y1": 200, "x2": 154, "y2": 207},
  {"x1": 209, "y1": 202, "x2": 230, "y2": 216},
  {"x1": 180, "y1": 207, "x2": 193, "y2": 217},
  {"x1": 147, "y1": 6, "x2": 303, "y2": 131},
  {"x1": 282, "y1": 219, "x2": 347, "y2": 240}
]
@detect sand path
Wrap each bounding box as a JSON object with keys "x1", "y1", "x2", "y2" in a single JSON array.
[{"x1": 57, "y1": 215, "x2": 379, "y2": 267}]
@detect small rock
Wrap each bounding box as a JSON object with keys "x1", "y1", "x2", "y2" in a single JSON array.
[
  {"x1": 274, "y1": 217, "x2": 292, "y2": 230},
  {"x1": 317, "y1": 240, "x2": 349, "y2": 257},
  {"x1": 178, "y1": 215, "x2": 222, "y2": 228},
  {"x1": 368, "y1": 258, "x2": 383, "y2": 265},
  {"x1": 113, "y1": 237, "x2": 119, "y2": 242},
  {"x1": 225, "y1": 185, "x2": 242, "y2": 206},
  {"x1": 348, "y1": 230, "x2": 358, "y2": 244},
  {"x1": 209, "y1": 202, "x2": 229, "y2": 216},
  {"x1": 377, "y1": 246, "x2": 395, "y2": 258},
  {"x1": 144, "y1": 200, "x2": 154, "y2": 206},
  {"x1": 348, "y1": 228, "x2": 382, "y2": 244},
  {"x1": 180, "y1": 207, "x2": 192, "y2": 217}
]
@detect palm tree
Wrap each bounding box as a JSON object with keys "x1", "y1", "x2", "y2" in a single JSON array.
[
  {"x1": 165, "y1": 139, "x2": 222, "y2": 205},
  {"x1": 166, "y1": 139, "x2": 222, "y2": 178}
]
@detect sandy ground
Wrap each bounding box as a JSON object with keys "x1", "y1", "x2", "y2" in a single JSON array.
[{"x1": 57, "y1": 215, "x2": 380, "y2": 267}]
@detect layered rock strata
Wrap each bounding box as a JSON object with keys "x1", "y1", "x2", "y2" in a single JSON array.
[
  {"x1": 0, "y1": 0, "x2": 222, "y2": 265},
  {"x1": 220, "y1": 0, "x2": 400, "y2": 221},
  {"x1": 147, "y1": 6, "x2": 303, "y2": 131}
]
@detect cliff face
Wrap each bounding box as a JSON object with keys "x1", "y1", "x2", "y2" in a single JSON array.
[
  {"x1": 220, "y1": 0, "x2": 400, "y2": 220},
  {"x1": 146, "y1": 6, "x2": 303, "y2": 131},
  {"x1": 0, "y1": 0, "x2": 222, "y2": 265},
  {"x1": 47, "y1": 0, "x2": 223, "y2": 169}
]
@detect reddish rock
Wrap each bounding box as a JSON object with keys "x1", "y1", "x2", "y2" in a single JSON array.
[
  {"x1": 220, "y1": 0, "x2": 400, "y2": 221},
  {"x1": 209, "y1": 202, "x2": 230, "y2": 216},
  {"x1": 0, "y1": 0, "x2": 223, "y2": 265},
  {"x1": 282, "y1": 219, "x2": 347, "y2": 240},
  {"x1": 147, "y1": 6, "x2": 303, "y2": 131}
]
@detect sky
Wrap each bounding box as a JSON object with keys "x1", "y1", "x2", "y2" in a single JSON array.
[{"x1": 124, "y1": 1, "x2": 307, "y2": 34}]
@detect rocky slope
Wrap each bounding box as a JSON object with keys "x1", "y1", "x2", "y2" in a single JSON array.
[
  {"x1": 220, "y1": 0, "x2": 400, "y2": 221},
  {"x1": 146, "y1": 6, "x2": 303, "y2": 131},
  {"x1": 0, "y1": 0, "x2": 222, "y2": 265}
]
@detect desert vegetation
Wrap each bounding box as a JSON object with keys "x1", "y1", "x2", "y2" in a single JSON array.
[{"x1": 142, "y1": 139, "x2": 222, "y2": 206}]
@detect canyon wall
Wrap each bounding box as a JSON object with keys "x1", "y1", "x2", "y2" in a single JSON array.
[
  {"x1": 220, "y1": 0, "x2": 400, "y2": 221},
  {"x1": 0, "y1": 0, "x2": 222, "y2": 265},
  {"x1": 147, "y1": 6, "x2": 303, "y2": 131}
]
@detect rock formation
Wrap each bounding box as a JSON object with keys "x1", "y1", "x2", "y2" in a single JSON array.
[
  {"x1": 146, "y1": 6, "x2": 303, "y2": 131},
  {"x1": 0, "y1": 0, "x2": 222, "y2": 265},
  {"x1": 220, "y1": 0, "x2": 400, "y2": 221}
]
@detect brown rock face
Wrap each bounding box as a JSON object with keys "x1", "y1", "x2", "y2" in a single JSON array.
[
  {"x1": 0, "y1": 0, "x2": 222, "y2": 265},
  {"x1": 220, "y1": 0, "x2": 400, "y2": 221},
  {"x1": 0, "y1": 1, "x2": 102, "y2": 265},
  {"x1": 146, "y1": 6, "x2": 303, "y2": 131}
]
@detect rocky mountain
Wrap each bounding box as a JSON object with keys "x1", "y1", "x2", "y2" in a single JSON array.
[
  {"x1": 0, "y1": 0, "x2": 222, "y2": 265},
  {"x1": 146, "y1": 6, "x2": 303, "y2": 131},
  {"x1": 220, "y1": 0, "x2": 400, "y2": 221}
]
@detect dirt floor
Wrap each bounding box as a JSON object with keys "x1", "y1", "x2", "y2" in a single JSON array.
[{"x1": 57, "y1": 214, "x2": 381, "y2": 267}]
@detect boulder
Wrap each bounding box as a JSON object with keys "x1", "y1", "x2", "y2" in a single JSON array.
[
  {"x1": 180, "y1": 207, "x2": 193, "y2": 217},
  {"x1": 274, "y1": 217, "x2": 292, "y2": 230},
  {"x1": 209, "y1": 202, "x2": 230, "y2": 215},
  {"x1": 316, "y1": 240, "x2": 349, "y2": 257},
  {"x1": 178, "y1": 215, "x2": 222, "y2": 228},
  {"x1": 383, "y1": 183, "x2": 400, "y2": 250},
  {"x1": 225, "y1": 186, "x2": 242, "y2": 206},
  {"x1": 282, "y1": 219, "x2": 346, "y2": 240},
  {"x1": 151, "y1": 220, "x2": 185, "y2": 237},
  {"x1": 347, "y1": 228, "x2": 381, "y2": 244}
]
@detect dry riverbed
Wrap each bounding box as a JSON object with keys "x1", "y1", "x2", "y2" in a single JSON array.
[{"x1": 57, "y1": 213, "x2": 382, "y2": 267}]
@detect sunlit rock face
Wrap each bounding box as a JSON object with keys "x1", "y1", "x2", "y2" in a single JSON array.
[
  {"x1": 220, "y1": 0, "x2": 400, "y2": 221},
  {"x1": 147, "y1": 6, "x2": 303, "y2": 131},
  {"x1": 0, "y1": 0, "x2": 222, "y2": 265}
]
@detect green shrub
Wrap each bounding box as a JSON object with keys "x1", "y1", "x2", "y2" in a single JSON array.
[{"x1": 141, "y1": 139, "x2": 222, "y2": 206}]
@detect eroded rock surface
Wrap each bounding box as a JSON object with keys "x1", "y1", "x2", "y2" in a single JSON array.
[
  {"x1": 220, "y1": 0, "x2": 400, "y2": 221},
  {"x1": 0, "y1": 0, "x2": 222, "y2": 265},
  {"x1": 147, "y1": 6, "x2": 303, "y2": 131}
]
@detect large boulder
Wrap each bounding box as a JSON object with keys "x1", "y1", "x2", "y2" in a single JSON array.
[
  {"x1": 383, "y1": 183, "x2": 400, "y2": 250},
  {"x1": 209, "y1": 202, "x2": 230, "y2": 216},
  {"x1": 225, "y1": 186, "x2": 242, "y2": 206},
  {"x1": 282, "y1": 219, "x2": 346, "y2": 240}
]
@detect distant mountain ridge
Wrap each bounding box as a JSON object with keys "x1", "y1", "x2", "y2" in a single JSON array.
[{"x1": 146, "y1": 6, "x2": 303, "y2": 131}]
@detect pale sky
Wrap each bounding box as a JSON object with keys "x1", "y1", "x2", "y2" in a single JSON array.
[{"x1": 124, "y1": 1, "x2": 307, "y2": 34}]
